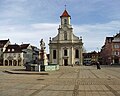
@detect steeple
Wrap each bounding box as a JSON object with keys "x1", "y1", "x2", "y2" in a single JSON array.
[
  {"x1": 60, "y1": 9, "x2": 71, "y2": 18},
  {"x1": 60, "y1": 7, "x2": 71, "y2": 25}
]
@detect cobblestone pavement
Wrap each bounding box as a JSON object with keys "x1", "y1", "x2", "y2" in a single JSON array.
[{"x1": 0, "y1": 65, "x2": 120, "y2": 96}]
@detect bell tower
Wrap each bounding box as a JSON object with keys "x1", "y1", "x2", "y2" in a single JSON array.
[
  {"x1": 60, "y1": 9, "x2": 71, "y2": 26},
  {"x1": 49, "y1": 7, "x2": 83, "y2": 66}
]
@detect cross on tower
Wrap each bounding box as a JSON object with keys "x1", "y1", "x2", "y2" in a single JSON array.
[{"x1": 65, "y1": 5, "x2": 67, "y2": 10}]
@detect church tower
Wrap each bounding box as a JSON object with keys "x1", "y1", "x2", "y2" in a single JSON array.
[
  {"x1": 49, "y1": 9, "x2": 83, "y2": 66},
  {"x1": 60, "y1": 9, "x2": 71, "y2": 25}
]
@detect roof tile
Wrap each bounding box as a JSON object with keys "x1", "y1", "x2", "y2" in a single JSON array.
[
  {"x1": 60, "y1": 10, "x2": 70, "y2": 18},
  {"x1": 4, "y1": 44, "x2": 22, "y2": 53}
]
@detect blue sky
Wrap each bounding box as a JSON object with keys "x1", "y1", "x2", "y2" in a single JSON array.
[{"x1": 0, "y1": 0, "x2": 120, "y2": 52}]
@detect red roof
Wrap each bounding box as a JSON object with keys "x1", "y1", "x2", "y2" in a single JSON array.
[{"x1": 60, "y1": 10, "x2": 70, "y2": 18}]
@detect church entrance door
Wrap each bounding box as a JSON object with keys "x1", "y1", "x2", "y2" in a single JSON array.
[{"x1": 64, "y1": 59, "x2": 68, "y2": 66}]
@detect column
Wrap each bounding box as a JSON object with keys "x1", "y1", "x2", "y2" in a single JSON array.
[
  {"x1": 112, "y1": 59, "x2": 114, "y2": 64},
  {"x1": 49, "y1": 46, "x2": 52, "y2": 64},
  {"x1": 71, "y1": 46, "x2": 74, "y2": 66},
  {"x1": 57, "y1": 45, "x2": 59, "y2": 65},
  {"x1": 8, "y1": 60, "x2": 9, "y2": 66},
  {"x1": 17, "y1": 60, "x2": 19, "y2": 66},
  {"x1": 12, "y1": 60, "x2": 13, "y2": 66},
  {"x1": 59, "y1": 47, "x2": 61, "y2": 65},
  {"x1": 79, "y1": 46, "x2": 83, "y2": 65}
]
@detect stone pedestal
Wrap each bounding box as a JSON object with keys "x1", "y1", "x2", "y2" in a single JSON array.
[{"x1": 39, "y1": 39, "x2": 48, "y2": 66}]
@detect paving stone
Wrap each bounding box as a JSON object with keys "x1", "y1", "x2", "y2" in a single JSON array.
[
  {"x1": 106, "y1": 92, "x2": 115, "y2": 96},
  {"x1": 29, "y1": 84, "x2": 45, "y2": 90},
  {"x1": 0, "y1": 66, "x2": 120, "y2": 96},
  {"x1": 85, "y1": 92, "x2": 93, "y2": 96},
  {"x1": 92, "y1": 92, "x2": 101, "y2": 96}
]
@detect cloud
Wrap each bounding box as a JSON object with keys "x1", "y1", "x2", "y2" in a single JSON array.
[
  {"x1": 0, "y1": 0, "x2": 120, "y2": 25},
  {"x1": 31, "y1": 23, "x2": 58, "y2": 31},
  {"x1": 0, "y1": 0, "x2": 28, "y2": 18},
  {"x1": 0, "y1": 23, "x2": 59, "y2": 52},
  {"x1": 0, "y1": 21, "x2": 120, "y2": 53},
  {"x1": 0, "y1": 0, "x2": 120, "y2": 53},
  {"x1": 73, "y1": 20, "x2": 120, "y2": 52}
]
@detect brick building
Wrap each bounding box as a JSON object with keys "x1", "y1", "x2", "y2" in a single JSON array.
[{"x1": 100, "y1": 33, "x2": 120, "y2": 65}]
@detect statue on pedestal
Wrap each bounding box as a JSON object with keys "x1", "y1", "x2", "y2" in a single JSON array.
[
  {"x1": 40, "y1": 39, "x2": 45, "y2": 50},
  {"x1": 39, "y1": 39, "x2": 48, "y2": 66}
]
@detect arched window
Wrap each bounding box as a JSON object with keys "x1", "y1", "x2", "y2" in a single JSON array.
[
  {"x1": 13, "y1": 60, "x2": 17, "y2": 66},
  {"x1": 64, "y1": 19, "x2": 67, "y2": 24},
  {"x1": 5, "y1": 60, "x2": 8, "y2": 66},
  {"x1": 64, "y1": 32, "x2": 67, "y2": 40},
  {"x1": 53, "y1": 50, "x2": 56, "y2": 59},
  {"x1": 75, "y1": 49, "x2": 79, "y2": 58},
  {"x1": 64, "y1": 49, "x2": 67, "y2": 56}
]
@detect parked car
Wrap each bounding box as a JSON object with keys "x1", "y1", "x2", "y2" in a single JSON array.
[{"x1": 85, "y1": 62, "x2": 92, "y2": 66}]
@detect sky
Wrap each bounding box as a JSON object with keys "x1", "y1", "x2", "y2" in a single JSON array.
[{"x1": 0, "y1": 0, "x2": 120, "y2": 53}]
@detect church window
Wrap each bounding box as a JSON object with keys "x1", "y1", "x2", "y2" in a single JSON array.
[
  {"x1": 64, "y1": 49, "x2": 67, "y2": 56},
  {"x1": 64, "y1": 19, "x2": 67, "y2": 24},
  {"x1": 75, "y1": 49, "x2": 79, "y2": 58},
  {"x1": 53, "y1": 50, "x2": 56, "y2": 59},
  {"x1": 64, "y1": 32, "x2": 67, "y2": 40}
]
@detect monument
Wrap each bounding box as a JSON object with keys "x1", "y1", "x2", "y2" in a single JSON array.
[
  {"x1": 38, "y1": 39, "x2": 59, "y2": 71},
  {"x1": 39, "y1": 39, "x2": 48, "y2": 66},
  {"x1": 25, "y1": 39, "x2": 59, "y2": 72}
]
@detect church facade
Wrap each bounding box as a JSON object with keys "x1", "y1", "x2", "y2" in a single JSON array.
[{"x1": 49, "y1": 9, "x2": 83, "y2": 66}]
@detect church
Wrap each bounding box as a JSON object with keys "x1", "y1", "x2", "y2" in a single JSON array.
[{"x1": 49, "y1": 9, "x2": 83, "y2": 66}]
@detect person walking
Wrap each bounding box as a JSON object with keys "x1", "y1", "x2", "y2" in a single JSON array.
[{"x1": 96, "y1": 61, "x2": 101, "y2": 69}]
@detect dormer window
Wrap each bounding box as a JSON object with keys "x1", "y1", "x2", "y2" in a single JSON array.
[
  {"x1": 12, "y1": 49, "x2": 14, "y2": 51},
  {"x1": 8, "y1": 49, "x2": 10, "y2": 52}
]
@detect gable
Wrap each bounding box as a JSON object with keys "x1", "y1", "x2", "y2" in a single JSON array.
[{"x1": 0, "y1": 39, "x2": 10, "y2": 48}]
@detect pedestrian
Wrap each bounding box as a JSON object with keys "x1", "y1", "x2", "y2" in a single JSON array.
[{"x1": 96, "y1": 61, "x2": 101, "y2": 69}]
